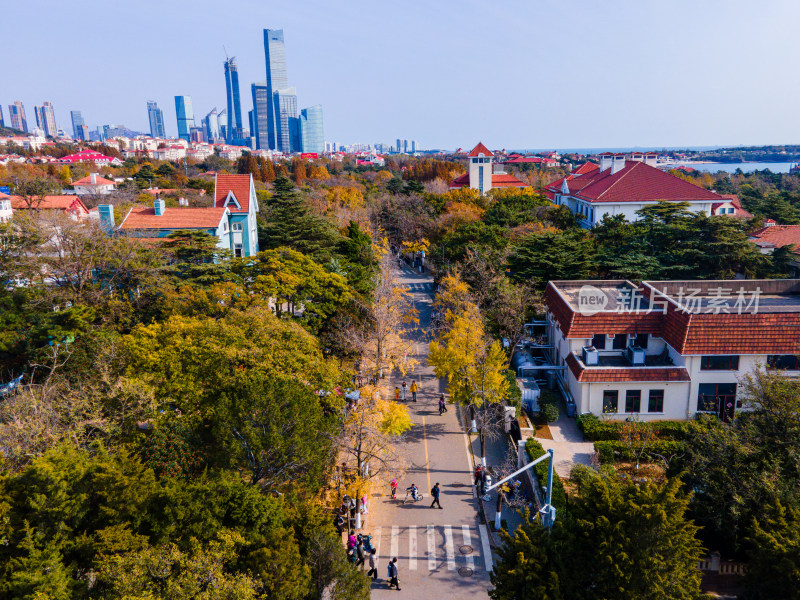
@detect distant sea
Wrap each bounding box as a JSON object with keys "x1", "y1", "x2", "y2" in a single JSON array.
[{"x1": 668, "y1": 161, "x2": 797, "y2": 174}]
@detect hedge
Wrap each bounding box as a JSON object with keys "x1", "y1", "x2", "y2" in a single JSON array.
[
  {"x1": 539, "y1": 390, "x2": 560, "y2": 423},
  {"x1": 593, "y1": 440, "x2": 687, "y2": 464},
  {"x1": 525, "y1": 438, "x2": 567, "y2": 514},
  {"x1": 577, "y1": 414, "x2": 689, "y2": 441}
]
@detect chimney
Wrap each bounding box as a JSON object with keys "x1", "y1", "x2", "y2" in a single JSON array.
[
  {"x1": 98, "y1": 204, "x2": 115, "y2": 233},
  {"x1": 154, "y1": 198, "x2": 165, "y2": 216},
  {"x1": 611, "y1": 155, "x2": 626, "y2": 175},
  {"x1": 599, "y1": 153, "x2": 612, "y2": 172},
  {"x1": 90, "y1": 172, "x2": 97, "y2": 184}
]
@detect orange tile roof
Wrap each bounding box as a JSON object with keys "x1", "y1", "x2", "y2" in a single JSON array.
[
  {"x1": 449, "y1": 172, "x2": 527, "y2": 189},
  {"x1": 119, "y1": 206, "x2": 227, "y2": 230},
  {"x1": 72, "y1": 174, "x2": 115, "y2": 186},
  {"x1": 9, "y1": 194, "x2": 89, "y2": 214},
  {"x1": 566, "y1": 353, "x2": 691, "y2": 383},
  {"x1": 467, "y1": 142, "x2": 493, "y2": 158},
  {"x1": 214, "y1": 173, "x2": 252, "y2": 213},
  {"x1": 750, "y1": 224, "x2": 800, "y2": 251}
]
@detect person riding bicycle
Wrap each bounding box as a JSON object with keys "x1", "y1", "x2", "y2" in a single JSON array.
[{"x1": 406, "y1": 483, "x2": 419, "y2": 501}]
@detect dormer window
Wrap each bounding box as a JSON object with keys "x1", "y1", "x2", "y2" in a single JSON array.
[{"x1": 223, "y1": 190, "x2": 241, "y2": 210}]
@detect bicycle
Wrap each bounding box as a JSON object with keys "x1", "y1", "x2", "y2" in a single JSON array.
[{"x1": 403, "y1": 491, "x2": 425, "y2": 504}]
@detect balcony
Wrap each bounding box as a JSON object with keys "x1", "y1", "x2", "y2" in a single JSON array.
[{"x1": 566, "y1": 352, "x2": 690, "y2": 383}]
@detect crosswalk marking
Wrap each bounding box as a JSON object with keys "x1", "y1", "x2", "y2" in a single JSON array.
[
  {"x1": 443, "y1": 525, "x2": 456, "y2": 570},
  {"x1": 462, "y1": 525, "x2": 474, "y2": 570},
  {"x1": 373, "y1": 526, "x2": 381, "y2": 563},
  {"x1": 390, "y1": 525, "x2": 399, "y2": 560},
  {"x1": 409, "y1": 525, "x2": 417, "y2": 570},
  {"x1": 427, "y1": 524, "x2": 436, "y2": 571}
]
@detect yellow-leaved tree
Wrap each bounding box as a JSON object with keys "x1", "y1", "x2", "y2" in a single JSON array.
[{"x1": 428, "y1": 302, "x2": 509, "y2": 465}]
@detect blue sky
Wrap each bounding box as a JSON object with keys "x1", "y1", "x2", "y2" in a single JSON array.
[{"x1": 4, "y1": 0, "x2": 799, "y2": 150}]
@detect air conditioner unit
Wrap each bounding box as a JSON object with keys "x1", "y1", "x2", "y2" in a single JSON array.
[
  {"x1": 626, "y1": 346, "x2": 646, "y2": 366},
  {"x1": 582, "y1": 346, "x2": 599, "y2": 366}
]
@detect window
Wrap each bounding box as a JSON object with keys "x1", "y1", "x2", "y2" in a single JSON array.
[
  {"x1": 648, "y1": 389, "x2": 664, "y2": 413},
  {"x1": 634, "y1": 333, "x2": 649, "y2": 349},
  {"x1": 625, "y1": 390, "x2": 641, "y2": 413},
  {"x1": 613, "y1": 334, "x2": 628, "y2": 350},
  {"x1": 700, "y1": 355, "x2": 739, "y2": 370},
  {"x1": 602, "y1": 390, "x2": 619, "y2": 414},
  {"x1": 233, "y1": 243, "x2": 243, "y2": 258},
  {"x1": 231, "y1": 222, "x2": 243, "y2": 232},
  {"x1": 767, "y1": 355, "x2": 800, "y2": 370},
  {"x1": 591, "y1": 334, "x2": 606, "y2": 350},
  {"x1": 728, "y1": 207, "x2": 735, "y2": 214},
  {"x1": 697, "y1": 383, "x2": 736, "y2": 413},
  {"x1": 222, "y1": 221, "x2": 228, "y2": 232}
]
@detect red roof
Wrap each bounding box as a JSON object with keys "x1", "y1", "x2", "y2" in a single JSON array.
[
  {"x1": 119, "y1": 206, "x2": 227, "y2": 230},
  {"x1": 750, "y1": 225, "x2": 800, "y2": 252},
  {"x1": 449, "y1": 172, "x2": 527, "y2": 189},
  {"x1": 214, "y1": 174, "x2": 252, "y2": 213},
  {"x1": 565, "y1": 353, "x2": 691, "y2": 383},
  {"x1": 711, "y1": 194, "x2": 753, "y2": 219},
  {"x1": 72, "y1": 174, "x2": 115, "y2": 186},
  {"x1": 9, "y1": 195, "x2": 89, "y2": 215},
  {"x1": 549, "y1": 160, "x2": 722, "y2": 204},
  {"x1": 467, "y1": 142, "x2": 493, "y2": 158},
  {"x1": 60, "y1": 149, "x2": 118, "y2": 163},
  {"x1": 573, "y1": 162, "x2": 599, "y2": 176}
]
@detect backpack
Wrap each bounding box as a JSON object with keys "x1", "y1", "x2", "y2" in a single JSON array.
[
  {"x1": 431, "y1": 486, "x2": 436, "y2": 496},
  {"x1": 387, "y1": 563, "x2": 393, "y2": 577}
]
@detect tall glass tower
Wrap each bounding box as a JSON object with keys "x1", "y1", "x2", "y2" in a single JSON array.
[
  {"x1": 70, "y1": 111, "x2": 86, "y2": 140},
  {"x1": 273, "y1": 87, "x2": 297, "y2": 153},
  {"x1": 8, "y1": 101, "x2": 28, "y2": 133},
  {"x1": 224, "y1": 57, "x2": 244, "y2": 143},
  {"x1": 299, "y1": 105, "x2": 324, "y2": 154},
  {"x1": 264, "y1": 29, "x2": 288, "y2": 150},
  {"x1": 34, "y1": 102, "x2": 57, "y2": 137},
  {"x1": 202, "y1": 108, "x2": 220, "y2": 142},
  {"x1": 174, "y1": 96, "x2": 194, "y2": 141},
  {"x1": 251, "y1": 82, "x2": 271, "y2": 150},
  {"x1": 147, "y1": 101, "x2": 166, "y2": 138}
]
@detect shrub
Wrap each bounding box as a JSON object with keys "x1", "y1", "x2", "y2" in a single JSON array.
[
  {"x1": 542, "y1": 403, "x2": 559, "y2": 423},
  {"x1": 525, "y1": 438, "x2": 567, "y2": 514},
  {"x1": 593, "y1": 440, "x2": 687, "y2": 464},
  {"x1": 504, "y1": 370, "x2": 522, "y2": 416},
  {"x1": 578, "y1": 414, "x2": 689, "y2": 441},
  {"x1": 539, "y1": 390, "x2": 560, "y2": 423}
]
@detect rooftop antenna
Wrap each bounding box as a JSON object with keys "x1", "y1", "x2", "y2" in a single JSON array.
[{"x1": 223, "y1": 45, "x2": 229, "y2": 60}]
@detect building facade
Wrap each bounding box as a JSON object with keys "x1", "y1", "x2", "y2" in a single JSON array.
[
  {"x1": 251, "y1": 82, "x2": 270, "y2": 150},
  {"x1": 264, "y1": 28, "x2": 288, "y2": 150},
  {"x1": 449, "y1": 142, "x2": 527, "y2": 193},
  {"x1": 70, "y1": 110, "x2": 88, "y2": 141},
  {"x1": 299, "y1": 105, "x2": 324, "y2": 154},
  {"x1": 8, "y1": 101, "x2": 27, "y2": 132},
  {"x1": 224, "y1": 57, "x2": 244, "y2": 143},
  {"x1": 147, "y1": 101, "x2": 166, "y2": 138},
  {"x1": 543, "y1": 279, "x2": 800, "y2": 421},
  {"x1": 34, "y1": 102, "x2": 58, "y2": 137},
  {"x1": 174, "y1": 96, "x2": 194, "y2": 142},
  {"x1": 273, "y1": 87, "x2": 298, "y2": 153},
  {"x1": 202, "y1": 108, "x2": 220, "y2": 142}
]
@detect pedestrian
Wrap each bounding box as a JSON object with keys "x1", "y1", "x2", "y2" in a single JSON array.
[
  {"x1": 390, "y1": 478, "x2": 398, "y2": 499},
  {"x1": 347, "y1": 530, "x2": 357, "y2": 550},
  {"x1": 410, "y1": 380, "x2": 418, "y2": 402},
  {"x1": 394, "y1": 386, "x2": 400, "y2": 401},
  {"x1": 387, "y1": 557, "x2": 400, "y2": 590},
  {"x1": 474, "y1": 464, "x2": 483, "y2": 487},
  {"x1": 439, "y1": 394, "x2": 447, "y2": 414},
  {"x1": 355, "y1": 538, "x2": 365, "y2": 568},
  {"x1": 430, "y1": 482, "x2": 442, "y2": 509},
  {"x1": 333, "y1": 513, "x2": 345, "y2": 536},
  {"x1": 366, "y1": 549, "x2": 378, "y2": 579},
  {"x1": 400, "y1": 381, "x2": 407, "y2": 401}
]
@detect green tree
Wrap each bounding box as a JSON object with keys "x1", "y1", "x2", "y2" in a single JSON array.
[
  {"x1": 508, "y1": 230, "x2": 595, "y2": 285},
  {"x1": 745, "y1": 500, "x2": 800, "y2": 600}
]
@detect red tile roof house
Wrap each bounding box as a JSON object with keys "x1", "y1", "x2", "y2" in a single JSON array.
[
  {"x1": 71, "y1": 173, "x2": 117, "y2": 196},
  {"x1": 449, "y1": 142, "x2": 528, "y2": 193},
  {"x1": 750, "y1": 223, "x2": 800, "y2": 276},
  {"x1": 545, "y1": 153, "x2": 727, "y2": 228},
  {"x1": 8, "y1": 194, "x2": 90, "y2": 219},
  {"x1": 542, "y1": 279, "x2": 800, "y2": 421},
  {"x1": 102, "y1": 174, "x2": 259, "y2": 257}
]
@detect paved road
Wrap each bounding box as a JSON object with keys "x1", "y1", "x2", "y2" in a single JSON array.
[{"x1": 366, "y1": 264, "x2": 493, "y2": 598}]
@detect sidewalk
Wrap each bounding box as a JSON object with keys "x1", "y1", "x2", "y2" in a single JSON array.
[{"x1": 535, "y1": 407, "x2": 595, "y2": 478}]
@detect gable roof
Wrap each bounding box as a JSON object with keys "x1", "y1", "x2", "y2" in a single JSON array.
[
  {"x1": 749, "y1": 225, "x2": 800, "y2": 253},
  {"x1": 214, "y1": 174, "x2": 252, "y2": 213},
  {"x1": 449, "y1": 172, "x2": 527, "y2": 189},
  {"x1": 119, "y1": 206, "x2": 228, "y2": 230},
  {"x1": 549, "y1": 160, "x2": 722, "y2": 204},
  {"x1": 9, "y1": 194, "x2": 89, "y2": 214},
  {"x1": 711, "y1": 194, "x2": 754, "y2": 219},
  {"x1": 72, "y1": 174, "x2": 115, "y2": 186},
  {"x1": 467, "y1": 142, "x2": 493, "y2": 158}
]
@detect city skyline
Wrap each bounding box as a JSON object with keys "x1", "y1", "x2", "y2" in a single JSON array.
[{"x1": 3, "y1": 1, "x2": 800, "y2": 149}]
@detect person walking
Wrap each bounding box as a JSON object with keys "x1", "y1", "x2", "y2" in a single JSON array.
[
  {"x1": 430, "y1": 482, "x2": 442, "y2": 509},
  {"x1": 333, "y1": 513, "x2": 345, "y2": 536},
  {"x1": 410, "y1": 380, "x2": 418, "y2": 402},
  {"x1": 366, "y1": 549, "x2": 378, "y2": 579},
  {"x1": 438, "y1": 394, "x2": 447, "y2": 414},
  {"x1": 388, "y1": 557, "x2": 400, "y2": 590},
  {"x1": 400, "y1": 381, "x2": 407, "y2": 401},
  {"x1": 394, "y1": 386, "x2": 400, "y2": 401},
  {"x1": 355, "y1": 538, "x2": 366, "y2": 569},
  {"x1": 390, "y1": 478, "x2": 398, "y2": 499}
]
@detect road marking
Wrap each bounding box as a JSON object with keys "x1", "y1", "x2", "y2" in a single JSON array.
[
  {"x1": 479, "y1": 524, "x2": 494, "y2": 571},
  {"x1": 461, "y1": 413, "x2": 477, "y2": 499},
  {"x1": 427, "y1": 524, "x2": 436, "y2": 571},
  {"x1": 444, "y1": 525, "x2": 456, "y2": 570},
  {"x1": 462, "y1": 525, "x2": 475, "y2": 570},
  {"x1": 422, "y1": 416, "x2": 431, "y2": 492},
  {"x1": 390, "y1": 525, "x2": 399, "y2": 560},
  {"x1": 409, "y1": 526, "x2": 417, "y2": 570}
]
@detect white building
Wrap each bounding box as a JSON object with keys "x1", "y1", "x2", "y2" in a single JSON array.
[
  {"x1": 0, "y1": 193, "x2": 13, "y2": 223},
  {"x1": 449, "y1": 142, "x2": 527, "y2": 193},
  {"x1": 72, "y1": 173, "x2": 116, "y2": 195}
]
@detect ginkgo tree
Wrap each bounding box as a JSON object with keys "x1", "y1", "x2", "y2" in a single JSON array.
[{"x1": 428, "y1": 301, "x2": 509, "y2": 466}]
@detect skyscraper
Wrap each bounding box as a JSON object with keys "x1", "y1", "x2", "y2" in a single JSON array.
[
  {"x1": 202, "y1": 108, "x2": 220, "y2": 142},
  {"x1": 273, "y1": 87, "x2": 297, "y2": 153},
  {"x1": 174, "y1": 96, "x2": 194, "y2": 141},
  {"x1": 0, "y1": 106, "x2": 4, "y2": 128},
  {"x1": 224, "y1": 57, "x2": 244, "y2": 143},
  {"x1": 34, "y1": 102, "x2": 57, "y2": 137},
  {"x1": 299, "y1": 105, "x2": 324, "y2": 154},
  {"x1": 8, "y1": 101, "x2": 28, "y2": 133},
  {"x1": 264, "y1": 29, "x2": 289, "y2": 150},
  {"x1": 70, "y1": 110, "x2": 88, "y2": 141},
  {"x1": 251, "y1": 82, "x2": 271, "y2": 150},
  {"x1": 218, "y1": 108, "x2": 228, "y2": 141},
  {"x1": 147, "y1": 101, "x2": 166, "y2": 138}
]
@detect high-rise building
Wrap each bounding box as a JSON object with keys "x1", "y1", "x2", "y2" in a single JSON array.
[
  {"x1": 147, "y1": 101, "x2": 166, "y2": 138},
  {"x1": 0, "y1": 106, "x2": 4, "y2": 128},
  {"x1": 202, "y1": 108, "x2": 220, "y2": 142},
  {"x1": 8, "y1": 101, "x2": 28, "y2": 132},
  {"x1": 224, "y1": 57, "x2": 244, "y2": 143},
  {"x1": 403, "y1": 139, "x2": 409, "y2": 153},
  {"x1": 299, "y1": 105, "x2": 324, "y2": 154},
  {"x1": 251, "y1": 81, "x2": 271, "y2": 150},
  {"x1": 411, "y1": 140, "x2": 417, "y2": 153},
  {"x1": 273, "y1": 87, "x2": 297, "y2": 153},
  {"x1": 263, "y1": 29, "x2": 289, "y2": 150},
  {"x1": 174, "y1": 96, "x2": 194, "y2": 141},
  {"x1": 189, "y1": 127, "x2": 205, "y2": 143},
  {"x1": 34, "y1": 102, "x2": 57, "y2": 137},
  {"x1": 396, "y1": 139, "x2": 401, "y2": 153},
  {"x1": 70, "y1": 111, "x2": 86, "y2": 141}
]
